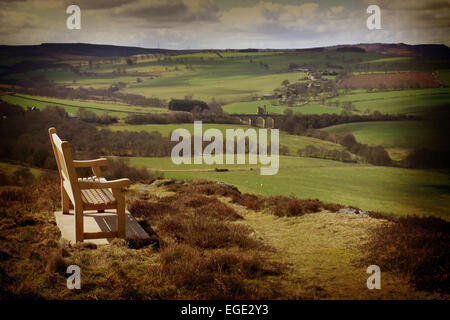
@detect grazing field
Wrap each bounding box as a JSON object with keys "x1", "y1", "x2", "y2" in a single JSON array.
[
  {"x1": 338, "y1": 72, "x2": 439, "y2": 89},
  {"x1": 125, "y1": 71, "x2": 307, "y2": 103},
  {"x1": 323, "y1": 120, "x2": 448, "y2": 161},
  {"x1": 106, "y1": 123, "x2": 346, "y2": 156},
  {"x1": 125, "y1": 155, "x2": 450, "y2": 218},
  {"x1": 0, "y1": 93, "x2": 168, "y2": 118},
  {"x1": 328, "y1": 88, "x2": 450, "y2": 115}
]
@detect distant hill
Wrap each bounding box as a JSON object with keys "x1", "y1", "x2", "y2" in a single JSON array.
[
  {"x1": 0, "y1": 42, "x2": 448, "y2": 59},
  {"x1": 0, "y1": 43, "x2": 193, "y2": 58},
  {"x1": 327, "y1": 43, "x2": 450, "y2": 58}
]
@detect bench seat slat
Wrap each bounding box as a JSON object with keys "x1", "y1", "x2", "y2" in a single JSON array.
[{"x1": 79, "y1": 177, "x2": 116, "y2": 207}]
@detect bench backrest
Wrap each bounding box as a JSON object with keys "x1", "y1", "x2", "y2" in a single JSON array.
[{"x1": 48, "y1": 127, "x2": 81, "y2": 205}]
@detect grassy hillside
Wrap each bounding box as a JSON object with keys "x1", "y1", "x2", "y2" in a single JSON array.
[
  {"x1": 0, "y1": 93, "x2": 167, "y2": 118},
  {"x1": 126, "y1": 71, "x2": 307, "y2": 103},
  {"x1": 124, "y1": 155, "x2": 450, "y2": 218},
  {"x1": 328, "y1": 88, "x2": 450, "y2": 116},
  {"x1": 106, "y1": 123, "x2": 346, "y2": 156},
  {"x1": 323, "y1": 120, "x2": 448, "y2": 161},
  {"x1": 2, "y1": 50, "x2": 423, "y2": 104}
]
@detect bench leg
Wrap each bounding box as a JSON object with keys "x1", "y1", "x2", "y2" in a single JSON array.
[
  {"x1": 62, "y1": 185, "x2": 70, "y2": 214},
  {"x1": 115, "y1": 193, "x2": 126, "y2": 238},
  {"x1": 75, "y1": 205, "x2": 84, "y2": 243}
]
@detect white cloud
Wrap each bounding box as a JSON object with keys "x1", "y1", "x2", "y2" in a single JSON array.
[{"x1": 0, "y1": 0, "x2": 448, "y2": 48}]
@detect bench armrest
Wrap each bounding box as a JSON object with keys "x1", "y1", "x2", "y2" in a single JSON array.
[
  {"x1": 78, "y1": 178, "x2": 131, "y2": 189},
  {"x1": 73, "y1": 158, "x2": 109, "y2": 168}
]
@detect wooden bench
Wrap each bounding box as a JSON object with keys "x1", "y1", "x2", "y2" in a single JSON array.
[{"x1": 48, "y1": 127, "x2": 130, "y2": 242}]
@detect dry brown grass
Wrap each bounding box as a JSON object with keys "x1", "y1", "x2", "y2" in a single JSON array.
[
  {"x1": 159, "y1": 244, "x2": 285, "y2": 299},
  {"x1": 157, "y1": 214, "x2": 260, "y2": 249},
  {"x1": 1, "y1": 177, "x2": 448, "y2": 299},
  {"x1": 0, "y1": 176, "x2": 286, "y2": 299},
  {"x1": 168, "y1": 180, "x2": 343, "y2": 216},
  {"x1": 362, "y1": 214, "x2": 450, "y2": 293}
]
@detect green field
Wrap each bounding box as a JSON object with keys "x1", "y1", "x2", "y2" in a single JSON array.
[
  {"x1": 0, "y1": 162, "x2": 44, "y2": 179},
  {"x1": 223, "y1": 88, "x2": 450, "y2": 117},
  {"x1": 1, "y1": 50, "x2": 391, "y2": 104},
  {"x1": 222, "y1": 100, "x2": 340, "y2": 115},
  {"x1": 126, "y1": 71, "x2": 307, "y2": 103},
  {"x1": 328, "y1": 88, "x2": 450, "y2": 116},
  {"x1": 323, "y1": 120, "x2": 447, "y2": 161},
  {"x1": 106, "y1": 123, "x2": 346, "y2": 156},
  {"x1": 436, "y1": 70, "x2": 450, "y2": 86},
  {"x1": 0, "y1": 93, "x2": 168, "y2": 118},
  {"x1": 125, "y1": 155, "x2": 450, "y2": 218}
]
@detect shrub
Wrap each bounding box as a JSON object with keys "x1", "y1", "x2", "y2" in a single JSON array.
[
  {"x1": 363, "y1": 215, "x2": 450, "y2": 293},
  {"x1": 128, "y1": 199, "x2": 176, "y2": 222},
  {"x1": 168, "y1": 99, "x2": 208, "y2": 112},
  {"x1": 159, "y1": 244, "x2": 284, "y2": 299},
  {"x1": 160, "y1": 193, "x2": 243, "y2": 220},
  {"x1": 157, "y1": 214, "x2": 259, "y2": 249},
  {"x1": 103, "y1": 158, "x2": 156, "y2": 182}
]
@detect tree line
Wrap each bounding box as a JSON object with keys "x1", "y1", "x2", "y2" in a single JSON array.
[
  {"x1": 6, "y1": 77, "x2": 166, "y2": 107},
  {"x1": 0, "y1": 103, "x2": 174, "y2": 171},
  {"x1": 278, "y1": 109, "x2": 420, "y2": 134}
]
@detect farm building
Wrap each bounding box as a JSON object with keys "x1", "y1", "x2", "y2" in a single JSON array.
[{"x1": 262, "y1": 93, "x2": 274, "y2": 99}]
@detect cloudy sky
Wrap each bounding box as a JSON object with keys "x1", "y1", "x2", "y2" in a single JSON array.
[{"x1": 0, "y1": 0, "x2": 449, "y2": 49}]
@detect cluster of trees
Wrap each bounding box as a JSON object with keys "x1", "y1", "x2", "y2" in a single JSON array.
[
  {"x1": 168, "y1": 99, "x2": 209, "y2": 112},
  {"x1": 125, "y1": 109, "x2": 240, "y2": 125},
  {"x1": 297, "y1": 145, "x2": 355, "y2": 163},
  {"x1": 339, "y1": 134, "x2": 392, "y2": 166},
  {"x1": 303, "y1": 128, "x2": 391, "y2": 166},
  {"x1": 0, "y1": 104, "x2": 174, "y2": 170},
  {"x1": 76, "y1": 108, "x2": 118, "y2": 124}
]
